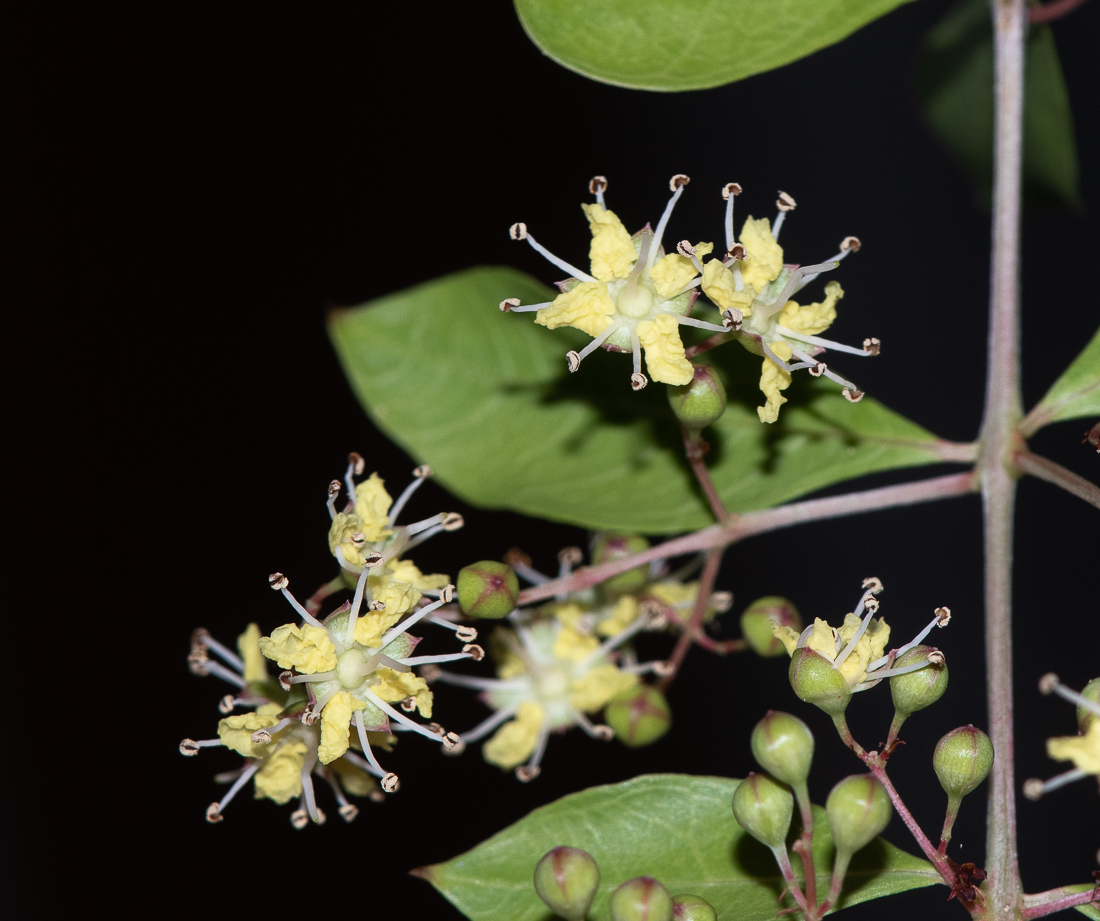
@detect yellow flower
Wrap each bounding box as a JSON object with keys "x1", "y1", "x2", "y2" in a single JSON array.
[
  {"x1": 570, "y1": 664, "x2": 638, "y2": 712},
  {"x1": 372, "y1": 668, "x2": 433, "y2": 718},
  {"x1": 597, "y1": 595, "x2": 639, "y2": 637},
  {"x1": 218, "y1": 712, "x2": 281, "y2": 758},
  {"x1": 353, "y1": 473, "x2": 395, "y2": 542},
  {"x1": 318, "y1": 690, "x2": 369, "y2": 764},
  {"x1": 484, "y1": 701, "x2": 545, "y2": 770},
  {"x1": 259, "y1": 623, "x2": 338, "y2": 674},
  {"x1": 1047, "y1": 723, "x2": 1100, "y2": 774},
  {"x1": 758, "y1": 339, "x2": 793, "y2": 424},
  {"x1": 774, "y1": 613, "x2": 890, "y2": 689},
  {"x1": 253, "y1": 741, "x2": 308, "y2": 804},
  {"x1": 552, "y1": 625, "x2": 600, "y2": 663},
  {"x1": 582, "y1": 203, "x2": 637, "y2": 281},
  {"x1": 237, "y1": 623, "x2": 268, "y2": 684}
]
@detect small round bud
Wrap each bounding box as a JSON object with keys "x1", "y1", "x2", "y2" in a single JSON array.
[
  {"x1": 610, "y1": 876, "x2": 675, "y2": 921},
  {"x1": 934, "y1": 726, "x2": 994, "y2": 801},
  {"x1": 456, "y1": 561, "x2": 519, "y2": 619},
  {"x1": 591, "y1": 532, "x2": 650, "y2": 597},
  {"x1": 667, "y1": 364, "x2": 727, "y2": 431},
  {"x1": 533, "y1": 846, "x2": 601, "y2": 921},
  {"x1": 825, "y1": 775, "x2": 892, "y2": 855},
  {"x1": 789, "y1": 647, "x2": 851, "y2": 716},
  {"x1": 890, "y1": 645, "x2": 949, "y2": 716},
  {"x1": 732, "y1": 772, "x2": 794, "y2": 849},
  {"x1": 750, "y1": 711, "x2": 814, "y2": 787},
  {"x1": 605, "y1": 685, "x2": 672, "y2": 748},
  {"x1": 740, "y1": 596, "x2": 801, "y2": 657},
  {"x1": 1078, "y1": 677, "x2": 1100, "y2": 733},
  {"x1": 672, "y1": 894, "x2": 717, "y2": 921}
]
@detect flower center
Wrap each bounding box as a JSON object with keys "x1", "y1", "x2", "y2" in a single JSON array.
[
  {"x1": 616, "y1": 281, "x2": 654, "y2": 319},
  {"x1": 536, "y1": 666, "x2": 571, "y2": 701},
  {"x1": 336, "y1": 647, "x2": 370, "y2": 689}
]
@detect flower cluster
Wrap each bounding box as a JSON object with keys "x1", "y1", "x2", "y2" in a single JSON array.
[{"x1": 1023, "y1": 673, "x2": 1100, "y2": 800}]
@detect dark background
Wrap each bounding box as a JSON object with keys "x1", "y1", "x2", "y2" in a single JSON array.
[{"x1": 10, "y1": 1, "x2": 1097, "y2": 918}]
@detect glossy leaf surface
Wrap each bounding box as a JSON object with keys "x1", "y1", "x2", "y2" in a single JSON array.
[{"x1": 1026, "y1": 326, "x2": 1100, "y2": 433}]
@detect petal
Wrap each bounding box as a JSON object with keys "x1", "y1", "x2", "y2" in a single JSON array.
[
  {"x1": 779, "y1": 281, "x2": 844, "y2": 336},
  {"x1": 738, "y1": 217, "x2": 785, "y2": 291},
  {"x1": 319, "y1": 690, "x2": 362, "y2": 764},
  {"x1": 597, "y1": 595, "x2": 639, "y2": 637},
  {"x1": 535, "y1": 282, "x2": 615, "y2": 338},
  {"x1": 581, "y1": 204, "x2": 637, "y2": 281},
  {"x1": 259, "y1": 623, "x2": 338, "y2": 673},
  {"x1": 701, "y1": 260, "x2": 756, "y2": 314},
  {"x1": 329, "y1": 756, "x2": 378, "y2": 797},
  {"x1": 372, "y1": 667, "x2": 433, "y2": 718},
  {"x1": 805, "y1": 618, "x2": 838, "y2": 661},
  {"x1": 218, "y1": 712, "x2": 280, "y2": 758},
  {"x1": 253, "y1": 741, "x2": 308, "y2": 804},
  {"x1": 387, "y1": 558, "x2": 449, "y2": 591},
  {"x1": 757, "y1": 340, "x2": 793, "y2": 424},
  {"x1": 354, "y1": 473, "x2": 394, "y2": 542},
  {"x1": 483, "y1": 701, "x2": 544, "y2": 769},
  {"x1": 570, "y1": 664, "x2": 638, "y2": 712},
  {"x1": 552, "y1": 625, "x2": 600, "y2": 663},
  {"x1": 1046, "y1": 723, "x2": 1100, "y2": 774},
  {"x1": 328, "y1": 511, "x2": 365, "y2": 566},
  {"x1": 637, "y1": 313, "x2": 693, "y2": 386},
  {"x1": 650, "y1": 252, "x2": 698, "y2": 299},
  {"x1": 772, "y1": 623, "x2": 802, "y2": 657},
  {"x1": 237, "y1": 623, "x2": 267, "y2": 683}
]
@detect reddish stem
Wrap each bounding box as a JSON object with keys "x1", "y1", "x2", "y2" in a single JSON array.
[
  {"x1": 1014, "y1": 449, "x2": 1100, "y2": 508},
  {"x1": 1029, "y1": 0, "x2": 1090, "y2": 23},
  {"x1": 657, "y1": 548, "x2": 723, "y2": 692},
  {"x1": 682, "y1": 425, "x2": 729, "y2": 521},
  {"x1": 1021, "y1": 883, "x2": 1100, "y2": 918},
  {"x1": 684, "y1": 331, "x2": 732, "y2": 359}
]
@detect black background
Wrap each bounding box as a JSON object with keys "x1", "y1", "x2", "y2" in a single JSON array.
[{"x1": 10, "y1": 1, "x2": 1098, "y2": 918}]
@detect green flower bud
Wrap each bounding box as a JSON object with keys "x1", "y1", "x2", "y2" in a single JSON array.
[
  {"x1": 731, "y1": 772, "x2": 794, "y2": 850},
  {"x1": 456, "y1": 561, "x2": 519, "y2": 620},
  {"x1": 933, "y1": 725, "x2": 994, "y2": 801},
  {"x1": 610, "y1": 877, "x2": 674, "y2": 921},
  {"x1": 825, "y1": 774, "x2": 892, "y2": 855},
  {"x1": 740, "y1": 596, "x2": 802, "y2": 657},
  {"x1": 533, "y1": 846, "x2": 601, "y2": 921},
  {"x1": 605, "y1": 685, "x2": 672, "y2": 748},
  {"x1": 667, "y1": 364, "x2": 727, "y2": 431},
  {"x1": 1078, "y1": 677, "x2": 1100, "y2": 733},
  {"x1": 889, "y1": 645, "x2": 949, "y2": 716},
  {"x1": 672, "y1": 894, "x2": 717, "y2": 921},
  {"x1": 750, "y1": 710, "x2": 814, "y2": 787},
  {"x1": 789, "y1": 647, "x2": 852, "y2": 717},
  {"x1": 591, "y1": 532, "x2": 651, "y2": 597}
]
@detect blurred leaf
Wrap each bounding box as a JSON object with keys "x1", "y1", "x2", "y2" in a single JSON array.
[
  {"x1": 330, "y1": 267, "x2": 957, "y2": 534},
  {"x1": 1026, "y1": 326, "x2": 1100, "y2": 432},
  {"x1": 914, "y1": 0, "x2": 1079, "y2": 209},
  {"x1": 513, "y1": 0, "x2": 914, "y2": 91},
  {"x1": 1072, "y1": 884, "x2": 1100, "y2": 921},
  {"x1": 416, "y1": 774, "x2": 941, "y2": 920}
]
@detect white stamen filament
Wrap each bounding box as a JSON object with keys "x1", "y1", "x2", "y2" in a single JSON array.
[
  {"x1": 198, "y1": 634, "x2": 244, "y2": 673},
  {"x1": 289, "y1": 670, "x2": 336, "y2": 684},
  {"x1": 1049, "y1": 682, "x2": 1100, "y2": 717},
  {"x1": 822, "y1": 366, "x2": 859, "y2": 390},
  {"x1": 648, "y1": 185, "x2": 685, "y2": 274},
  {"x1": 310, "y1": 686, "x2": 340, "y2": 720},
  {"x1": 402, "y1": 524, "x2": 446, "y2": 552},
  {"x1": 327, "y1": 490, "x2": 339, "y2": 520},
  {"x1": 301, "y1": 766, "x2": 321, "y2": 822},
  {"x1": 761, "y1": 341, "x2": 794, "y2": 372},
  {"x1": 795, "y1": 248, "x2": 853, "y2": 291},
  {"x1": 772, "y1": 210, "x2": 787, "y2": 239},
  {"x1": 862, "y1": 658, "x2": 942, "y2": 682},
  {"x1": 675, "y1": 315, "x2": 729, "y2": 334},
  {"x1": 281, "y1": 586, "x2": 328, "y2": 631},
  {"x1": 1036, "y1": 768, "x2": 1088, "y2": 794},
  {"x1": 347, "y1": 566, "x2": 372, "y2": 644},
  {"x1": 320, "y1": 767, "x2": 351, "y2": 808},
  {"x1": 724, "y1": 192, "x2": 736, "y2": 253},
  {"x1": 621, "y1": 661, "x2": 669, "y2": 676},
  {"x1": 512, "y1": 561, "x2": 551, "y2": 585},
  {"x1": 379, "y1": 597, "x2": 447, "y2": 647},
  {"x1": 796, "y1": 623, "x2": 816, "y2": 648},
  {"x1": 524, "y1": 721, "x2": 551, "y2": 773},
  {"x1": 404, "y1": 513, "x2": 446, "y2": 536},
  {"x1": 396, "y1": 653, "x2": 475, "y2": 666},
  {"x1": 341, "y1": 748, "x2": 383, "y2": 780},
  {"x1": 192, "y1": 738, "x2": 224, "y2": 748},
  {"x1": 777, "y1": 326, "x2": 874, "y2": 356},
  {"x1": 361, "y1": 687, "x2": 447, "y2": 742},
  {"x1": 430, "y1": 670, "x2": 526, "y2": 691},
  {"x1": 569, "y1": 706, "x2": 609, "y2": 739},
  {"x1": 334, "y1": 545, "x2": 364, "y2": 575},
  {"x1": 199, "y1": 661, "x2": 246, "y2": 688},
  {"x1": 264, "y1": 718, "x2": 292, "y2": 736},
  {"x1": 506, "y1": 301, "x2": 552, "y2": 313},
  {"x1": 353, "y1": 710, "x2": 388, "y2": 777},
  {"x1": 461, "y1": 702, "x2": 521, "y2": 744},
  {"x1": 343, "y1": 460, "x2": 358, "y2": 501},
  {"x1": 524, "y1": 233, "x2": 598, "y2": 283},
  {"x1": 874, "y1": 614, "x2": 950, "y2": 667},
  {"x1": 577, "y1": 319, "x2": 625, "y2": 363},
  {"x1": 631, "y1": 327, "x2": 642, "y2": 376},
  {"x1": 216, "y1": 763, "x2": 260, "y2": 814},
  {"x1": 389, "y1": 472, "x2": 429, "y2": 524},
  {"x1": 834, "y1": 593, "x2": 876, "y2": 667},
  {"x1": 756, "y1": 261, "x2": 839, "y2": 321},
  {"x1": 578, "y1": 613, "x2": 652, "y2": 670},
  {"x1": 673, "y1": 276, "x2": 704, "y2": 297}
]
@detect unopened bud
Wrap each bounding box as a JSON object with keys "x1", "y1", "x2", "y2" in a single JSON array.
[
  {"x1": 456, "y1": 561, "x2": 519, "y2": 619},
  {"x1": 826, "y1": 775, "x2": 891, "y2": 855},
  {"x1": 668, "y1": 364, "x2": 727, "y2": 431},
  {"x1": 591, "y1": 532, "x2": 650, "y2": 597},
  {"x1": 1079, "y1": 677, "x2": 1100, "y2": 733},
  {"x1": 934, "y1": 725, "x2": 994, "y2": 801},
  {"x1": 533, "y1": 846, "x2": 601, "y2": 921},
  {"x1": 610, "y1": 876, "x2": 675, "y2": 921},
  {"x1": 672, "y1": 894, "x2": 717, "y2": 921},
  {"x1": 605, "y1": 685, "x2": 672, "y2": 748},
  {"x1": 732, "y1": 772, "x2": 794, "y2": 849},
  {"x1": 751, "y1": 711, "x2": 814, "y2": 787},
  {"x1": 789, "y1": 647, "x2": 851, "y2": 716},
  {"x1": 740, "y1": 596, "x2": 801, "y2": 658},
  {"x1": 890, "y1": 645, "x2": 949, "y2": 717}
]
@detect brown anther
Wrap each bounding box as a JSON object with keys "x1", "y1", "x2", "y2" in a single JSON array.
[
  {"x1": 670, "y1": 174, "x2": 691, "y2": 191},
  {"x1": 809, "y1": 362, "x2": 827, "y2": 377},
  {"x1": 589, "y1": 175, "x2": 608, "y2": 194},
  {"x1": 269, "y1": 572, "x2": 289, "y2": 591},
  {"x1": 441, "y1": 584, "x2": 456, "y2": 603},
  {"x1": 721, "y1": 308, "x2": 743, "y2": 331},
  {"x1": 862, "y1": 337, "x2": 881, "y2": 356},
  {"x1": 278, "y1": 670, "x2": 294, "y2": 691},
  {"x1": 863, "y1": 577, "x2": 885, "y2": 594},
  {"x1": 327, "y1": 479, "x2": 342, "y2": 499},
  {"x1": 709, "y1": 591, "x2": 733, "y2": 612},
  {"x1": 722, "y1": 182, "x2": 743, "y2": 200},
  {"x1": 843, "y1": 388, "x2": 865, "y2": 403},
  {"x1": 653, "y1": 660, "x2": 676, "y2": 677},
  {"x1": 251, "y1": 729, "x2": 272, "y2": 744},
  {"x1": 206, "y1": 803, "x2": 223, "y2": 823},
  {"x1": 499, "y1": 297, "x2": 521, "y2": 312},
  {"x1": 290, "y1": 809, "x2": 309, "y2": 830},
  {"x1": 463, "y1": 643, "x2": 486, "y2": 661},
  {"x1": 348, "y1": 452, "x2": 365, "y2": 475},
  {"x1": 1023, "y1": 779, "x2": 1044, "y2": 801},
  {"x1": 369, "y1": 599, "x2": 386, "y2": 611},
  {"x1": 1038, "y1": 672, "x2": 1060, "y2": 695},
  {"x1": 559, "y1": 546, "x2": 583, "y2": 567},
  {"x1": 428, "y1": 722, "x2": 445, "y2": 737},
  {"x1": 631, "y1": 372, "x2": 648, "y2": 391},
  {"x1": 191, "y1": 627, "x2": 211, "y2": 647},
  {"x1": 187, "y1": 648, "x2": 210, "y2": 676},
  {"x1": 566, "y1": 350, "x2": 581, "y2": 373},
  {"x1": 180, "y1": 739, "x2": 201, "y2": 757},
  {"x1": 218, "y1": 695, "x2": 235, "y2": 715},
  {"x1": 339, "y1": 803, "x2": 359, "y2": 823},
  {"x1": 363, "y1": 551, "x2": 385, "y2": 568},
  {"x1": 776, "y1": 191, "x2": 797, "y2": 211},
  {"x1": 935, "y1": 606, "x2": 952, "y2": 626},
  {"x1": 676, "y1": 240, "x2": 696, "y2": 257},
  {"x1": 509, "y1": 222, "x2": 527, "y2": 241},
  {"x1": 504, "y1": 547, "x2": 532, "y2": 567},
  {"x1": 515, "y1": 765, "x2": 541, "y2": 782},
  {"x1": 350, "y1": 531, "x2": 366, "y2": 547},
  {"x1": 300, "y1": 709, "x2": 318, "y2": 726},
  {"x1": 841, "y1": 235, "x2": 862, "y2": 252},
  {"x1": 442, "y1": 731, "x2": 462, "y2": 751},
  {"x1": 727, "y1": 242, "x2": 747, "y2": 261},
  {"x1": 400, "y1": 696, "x2": 418, "y2": 713},
  {"x1": 645, "y1": 612, "x2": 670, "y2": 632},
  {"x1": 455, "y1": 624, "x2": 477, "y2": 642},
  {"x1": 864, "y1": 596, "x2": 880, "y2": 613},
  {"x1": 381, "y1": 773, "x2": 400, "y2": 793},
  {"x1": 443, "y1": 738, "x2": 467, "y2": 757},
  {"x1": 927, "y1": 650, "x2": 946, "y2": 667},
  {"x1": 443, "y1": 512, "x2": 464, "y2": 531},
  {"x1": 420, "y1": 664, "x2": 442, "y2": 682},
  {"x1": 592, "y1": 724, "x2": 615, "y2": 741},
  {"x1": 414, "y1": 464, "x2": 433, "y2": 478}
]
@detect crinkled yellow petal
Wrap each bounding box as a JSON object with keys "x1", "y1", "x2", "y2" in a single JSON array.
[
  {"x1": 354, "y1": 473, "x2": 394, "y2": 542},
  {"x1": 581, "y1": 204, "x2": 637, "y2": 281},
  {"x1": 547, "y1": 602, "x2": 588, "y2": 631},
  {"x1": 650, "y1": 244, "x2": 705, "y2": 299},
  {"x1": 738, "y1": 217, "x2": 784, "y2": 291},
  {"x1": 757, "y1": 339, "x2": 793, "y2": 424},
  {"x1": 253, "y1": 741, "x2": 307, "y2": 804},
  {"x1": 387, "y1": 558, "x2": 449, "y2": 591},
  {"x1": 372, "y1": 667, "x2": 433, "y2": 718},
  {"x1": 835, "y1": 614, "x2": 891, "y2": 688},
  {"x1": 779, "y1": 281, "x2": 844, "y2": 337},
  {"x1": 237, "y1": 623, "x2": 267, "y2": 683},
  {"x1": 637, "y1": 313, "x2": 693, "y2": 386},
  {"x1": 773, "y1": 623, "x2": 802, "y2": 657},
  {"x1": 353, "y1": 607, "x2": 403, "y2": 649},
  {"x1": 701, "y1": 260, "x2": 756, "y2": 315},
  {"x1": 484, "y1": 701, "x2": 544, "y2": 770},
  {"x1": 570, "y1": 664, "x2": 638, "y2": 712},
  {"x1": 257, "y1": 702, "x2": 284, "y2": 718},
  {"x1": 218, "y1": 712, "x2": 280, "y2": 758},
  {"x1": 597, "y1": 595, "x2": 639, "y2": 637},
  {"x1": 804, "y1": 618, "x2": 838, "y2": 661},
  {"x1": 553, "y1": 625, "x2": 600, "y2": 663},
  {"x1": 536, "y1": 282, "x2": 615, "y2": 338},
  {"x1": 647, "y1": 580, "x2": 697, "y2": 608},
  {"x1": 328, "y1": 512, "x2": 366, "y2": 567},
  {"x1": 259, "y1": 623, "x2": 338, "y2": 674},
  {"x1": 1046, "y1": 722, "x2": 1100, "y2": 774},
  {"x1": 329, "y1": 756, "x2": 378, "y2": 797},
  {"x1": 319, "y1": 690, "x2": 368, "y2": 764}
]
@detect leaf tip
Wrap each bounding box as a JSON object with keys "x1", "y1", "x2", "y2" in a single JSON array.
[{"x1": 409, "y1": 864, "x2": 437, "y2": 883}]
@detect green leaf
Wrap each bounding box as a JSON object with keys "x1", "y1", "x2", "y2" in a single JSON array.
[
  {"x1": 416, "y1": 774, "x2": 941, "y2": 920},
  {"x1": 1025, "y1": 326, "x2": 1100, "y2": 434},
  {"x1": 1072, "y1": 883, "x2": 1100, "y2": 921},
  {"x1": 513, "y1": 0, "x2": 914, "y2": 92},
  {"x1": 329, "y1": 267, "x2": 957, "y2": 534},
  {"x1": 914, "y1": 0, "x2": 1080, "y2": 209}
]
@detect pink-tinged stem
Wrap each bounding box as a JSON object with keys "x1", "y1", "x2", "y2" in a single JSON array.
[
  {"x1": 771, "y1": 843, "x2": 812, "y2": 916},
  {"x1": 1029, "y1": 0, "x2": 1090, "y2": 23},
  {"x1": 792, "y1": 783, "x2": 817, "y2": 909},
  {"x1": 1021, "y1": 884, "x2": 1100, "y2": 918},
  {"x1": 657, "y1": 548, "x2": 723, "y2": 692},
  {"x1": 1014, "y1": 450, "x2": 1100, "y2": 509},
  {"x1": 682, "y1": 425, "x2": 729, "y2": 522}
]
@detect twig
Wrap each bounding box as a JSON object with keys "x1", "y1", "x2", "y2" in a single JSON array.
[
  {"x1": 1029, "y1": 0, "x2": 1090, "y2": 23},
  {"x1": 657, "y1": 549, "x2": 723, "y2": 692},
  {"x1": 1014, "y1": 449, "x2": 1100, "y2": 509},
  {"x1": 682, "y1": 425, "x2": 729, "y2": 521},
  {"x1": 1021, "y1": 883, "x2": 1100, "y2": 918},
  {"x1": 684, "y1": 331, "x2": 732, "y2": 359}
]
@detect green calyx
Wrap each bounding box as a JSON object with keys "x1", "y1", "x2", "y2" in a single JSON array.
[
  {"x1": 825, "y1": 774, "x2": 892, "y2": 855},
  {"x1": 605, "y1": 684, "x2": 672, "y2": 748},
  {"x1": 456, "y1": 561, "x2": 519, "y2": 619},
  {"x1": 533, "y1": 846, "x2": 601, "y2": 921},
  {"x1": 789, "y1": 647, "x2": 852, "y2": 716},
  {"x1": 750, "y1": 710, "x2": 814, "y2": 787},
  {"x1": 672, "y1": 893, "x2": 717, "y2": 921},
  {"x1": 667, "y1": 364, "x2": 727, "y2": 431},
  {"x1": 731, "y1": 772, "x2": 794, "y2": 850},
  {"x1": 890, "y1": 645, "x2": 949, "y2": 716},
  {"x1": 933, "y1": 725, "x2": 994, "y2": 800},
  {"x1": 740, "y1": 596, "x2": 802, "y2": 657},
  {"x1": 591, "y1": 532, "x2": 651, "y2": 597},
  {"x1": 610, "y1": 876, "x2": 675, "y2": 921}
]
